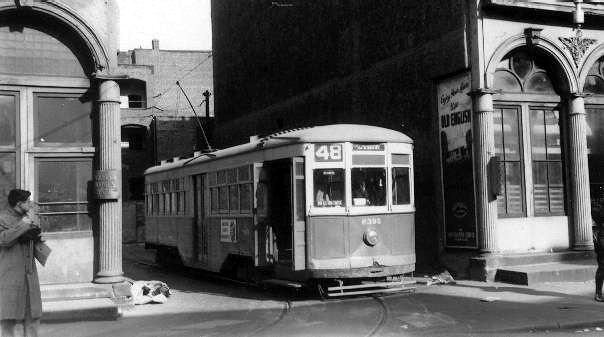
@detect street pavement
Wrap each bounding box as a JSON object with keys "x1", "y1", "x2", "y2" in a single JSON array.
[{"x1": 36, "y1": 244, "x2": 604, "y2": 337}]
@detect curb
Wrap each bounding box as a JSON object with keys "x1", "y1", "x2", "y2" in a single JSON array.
[
  {"x1": 482, "y1": 319, "x2": 604, "y2": 334},
  {"x1": 42, "y1": 298, "x2": 120, "y2": 323}
]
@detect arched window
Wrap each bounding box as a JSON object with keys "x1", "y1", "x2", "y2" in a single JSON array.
[
  {"x1": 122, "y1": 125, "x2": 147, "y2": 150},
  {"x1": 492, "y1": 49, "x2": 565, "y2": 218},
  {"x1": 493, "y1": 50, "x2": 556, "y2": 94},
  {"x1": 584, "y1": 58, "x2": 604, "y2": 95}
]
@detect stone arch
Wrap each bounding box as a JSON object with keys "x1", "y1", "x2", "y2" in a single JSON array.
[
  {"x1": 0, "y1": 1, "x2": 111, "y2": 74},
  {"x1": 485, "y1": 33, "x2": 578, "y2": 94}
]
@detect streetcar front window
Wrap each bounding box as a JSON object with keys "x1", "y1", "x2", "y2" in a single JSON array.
[
  {"x1": 313, "y1": 169, "x2": 344, "y2": 207},
  {"x1": 351, "y1": 168, "x2": 386, "y2": 206},
  {"x1": 392, "y1": 167, "x2": 411, "y2": 205}
]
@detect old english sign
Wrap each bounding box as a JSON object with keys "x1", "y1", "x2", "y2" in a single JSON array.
[
  {"x1": 94, "y1": 170, "x2": 120, "y2": 199},
  {"x1": 438, "y1": 72, "x2": 477, "y2": 248}
]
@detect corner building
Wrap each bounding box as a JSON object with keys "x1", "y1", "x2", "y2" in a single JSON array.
[
  {"x1": 211, "y1": 0, "x2": 604, "y2": 280},
  {"x1": 0, "y1": 0, "x2": 124, "y2": 288}
]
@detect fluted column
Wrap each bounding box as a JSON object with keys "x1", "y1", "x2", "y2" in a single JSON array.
[
  {"x1": 94, "y1": 80, "x2": 123, "y2": 283},
  {"x1": 471, "y1": 89, "x2": 498, "y2": 252},
  {"x1": 568, "y1": 94, "x2": 593, "y2": 250}
]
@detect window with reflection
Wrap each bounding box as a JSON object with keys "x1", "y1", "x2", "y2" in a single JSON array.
[
  {"x1": 0, "y1": 94, "x2": 16, "y2": 146},
  {"x1": 530, "y1": 108, "x2": 564, "y2": 214},
  {"x1": 493, "y1": 50, "x2": 556, "y2": 94},
  {"x1": 0, "y1": 153, "x2": 15, "y2": 204},
  {"x1": 34, "y1": 94, "x2": 92, "y2": 147},
  {"x1": 351, "y1": 168, "x2": 386, "y2": 206},
  {"x1": 494, "y1": 106, "x2": 524, "y2": 216},
  {"x1": 392, "y1": 167, "x2": 410, "y2": 205},
  {"x1": 586, "y1": 108, "x2": 604, "y2": 219},
  {"x1": 36, "y1": 158, "x2": 92, "y2": 232},
  {"x1": 584, "y1": 57, "x2": 604, "y2": 95},
  {"x1": 313, "y1": 169, "x2": 344, "y2": 207}
]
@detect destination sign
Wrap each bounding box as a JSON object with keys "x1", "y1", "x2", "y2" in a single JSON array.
[{"x1": 352, "y1": 143, "x2": 384, "y2": 151}]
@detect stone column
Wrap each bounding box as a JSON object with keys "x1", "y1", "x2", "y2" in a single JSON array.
[
  {"x1": 94, "y1": 80, "x2": 124, "y2": 283},
  {"x1": 568, "y1": 94, "x2": 593, "y2": 250},
  {"x1": 471, "y1": 89, "x2": 498, "y2": 252}
]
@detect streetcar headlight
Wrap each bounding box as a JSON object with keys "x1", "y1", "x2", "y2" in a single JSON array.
[{"x1": 363, "y1": 228, "x2": 379, "y2": 246}]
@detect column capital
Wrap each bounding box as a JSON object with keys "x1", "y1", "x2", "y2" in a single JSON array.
[
  {"x1": 568, "y1": 94, "x2": 586, "y2": 116},
  {"x1": 98, "y1": 80, "x2": 121, "y2": 104},
  {"x1": 470, "y1": 89, "x2": 496, "y2": 114},
  {"x1": 467, "y1": 88, "x2": 498, "y2": 97}
]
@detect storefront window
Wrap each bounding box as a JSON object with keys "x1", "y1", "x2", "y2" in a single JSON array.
[
  {"x1": 351, "y1": 168, "x2": 386, "y2": 206},
  {"x1": 530, "y1": 108, "x2": 564, "y2": 214},
  {"x1": 34, "y1": 94, "x2": 92, "y2": 147},
  {"x1": 0, "y1": 153, "x2": 15, "y2": 203},
  {"x1": 313, "y1": 169, "x2": 344, "y2": 207},
  {"x1": 586, "y1": 108, "x2": 604, "y2": 218},
  {"x1": 36, "y1": 158, "x2": 92, "y2": 232},
  {"x1": 0, "y1": 94, "x2": 16, "y2": 146},
  {"x1": 494, "y1": 106, "x2": 524, "y2": 216}
]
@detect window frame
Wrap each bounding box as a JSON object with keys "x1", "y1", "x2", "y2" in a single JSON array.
[
  {"x1": 207, "y1": 165, "x2": 253, "y2": 217},
  {"x1": 493, "y1": 98, "x2": 566, "y2": 218}
]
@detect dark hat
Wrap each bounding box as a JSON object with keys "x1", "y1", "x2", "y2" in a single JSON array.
[{"x1": 7, "y1": 189, "x2": 31, "y2": 207}]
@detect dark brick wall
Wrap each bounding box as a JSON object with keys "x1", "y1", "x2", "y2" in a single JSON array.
[
  {"x1": 152, "y1": 117, "x2": 213, "y2": 162},
  {"x1": 211, "y1": 0, "x2": 468, "y2": 266}
]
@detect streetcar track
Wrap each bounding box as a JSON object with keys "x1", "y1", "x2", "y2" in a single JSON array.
[
  {"x1": 367, "y1": 295, "x2": 389, "y2": 337},
  {"x1": 247, "y1": 299, "x2": 292, "y2": 337}
]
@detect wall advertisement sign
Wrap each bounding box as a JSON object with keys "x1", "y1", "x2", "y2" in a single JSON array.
[
  {"x1": 220, "y1": 219, "x2": 237, "y2": 243},
  {"x1": 438, "y1": 72, "x2": 477, "y2": 248}
]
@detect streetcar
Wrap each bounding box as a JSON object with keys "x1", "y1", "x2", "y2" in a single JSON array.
[{"x1": 144, "y1": 124, "x2": 415, "y2": 296}]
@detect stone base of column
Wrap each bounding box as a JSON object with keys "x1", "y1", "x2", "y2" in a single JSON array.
[
  {"x1": 572, "y1": 243, "x2": 594, "y2": 251},
  {"x1": 94, "y1": 271, "x2": 124, "y2": 284}
]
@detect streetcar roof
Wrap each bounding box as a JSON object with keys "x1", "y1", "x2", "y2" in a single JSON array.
[{"x1": 145, "y1": 124, "x2": 412, "y2": 175}]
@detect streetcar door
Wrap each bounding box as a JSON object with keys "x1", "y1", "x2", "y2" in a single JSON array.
[
  {"x1": 194, "y1": 174, "x2": 209, "y2": 266},
  {"x1": 253, "y1": 163, "x2": 271, "y2": 266},
  {"x1": 291, "y1": 157, "x2": 306, "y2": 271}
]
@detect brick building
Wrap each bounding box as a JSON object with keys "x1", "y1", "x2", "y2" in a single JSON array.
[
  {"x1": 117, "y1": 40, "x2": 214, "y2": 242},
  {"x1": 211, "y1": 0, "x2": 604, "y2": 281}
]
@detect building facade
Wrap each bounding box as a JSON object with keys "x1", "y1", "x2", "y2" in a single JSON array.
[
  {"x1": 117, "y1": 40, "x2": 214, "y2": 243},
  {"x1": 0, "y1": 0, "x2": 123, "y2": 288},
  {"x1": 211, "y1": 0, "x2": 604, "y2": 279}
]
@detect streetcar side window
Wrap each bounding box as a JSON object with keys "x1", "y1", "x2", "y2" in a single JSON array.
[
  {"x1": 313, "y1": 169, "x2": 344, "y2": 207},
  {"x1": 351, "y1": 168, "x2": 386, "y2": 206},
  {"x1": 392, "y1": 154, "x2": 411, "y2": 206},
  {"x1": 208, "y1": 165, "x2": 254, "y2": 215},
  {"x1": 392, "y1": 167, "x2": 411, "y2": 205}
]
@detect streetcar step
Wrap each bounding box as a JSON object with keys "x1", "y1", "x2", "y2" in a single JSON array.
[
  {"x1": 326, "y1": 280, "x2": 416, "y2": 297},
  {"x1": 261, "y1": 279, "x2": 304, "y2": 288}
]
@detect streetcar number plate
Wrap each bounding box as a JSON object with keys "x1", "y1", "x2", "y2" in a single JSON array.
[{"x1": 314, "y1": 143, "x2": 343, "y2": 162}]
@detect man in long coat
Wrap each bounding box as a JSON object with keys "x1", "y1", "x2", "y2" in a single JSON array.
[{"x1": 0, "y1": 189, "x2": 43, "y2": 337}]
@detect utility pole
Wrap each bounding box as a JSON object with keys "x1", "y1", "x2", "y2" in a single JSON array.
[{"x1": 202, "y1": 90, "x2": 211, "y2": 118}]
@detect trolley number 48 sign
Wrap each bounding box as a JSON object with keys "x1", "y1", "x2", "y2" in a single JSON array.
[{"x1": 315, "y1": 143, "x2": 343, "y2": 162}]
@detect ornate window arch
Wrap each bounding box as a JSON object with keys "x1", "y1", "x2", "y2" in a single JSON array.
[{"x1": 492, "y1": 48, "x2": 566, "y2": 218}]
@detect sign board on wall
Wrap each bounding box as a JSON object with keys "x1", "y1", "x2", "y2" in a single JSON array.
[
  {"x1": 438, "y1": 72, "x2": 477, "y2": 248},
  {"x1": 220, "y1": 219, "x2": 237, "y2": 243}
]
